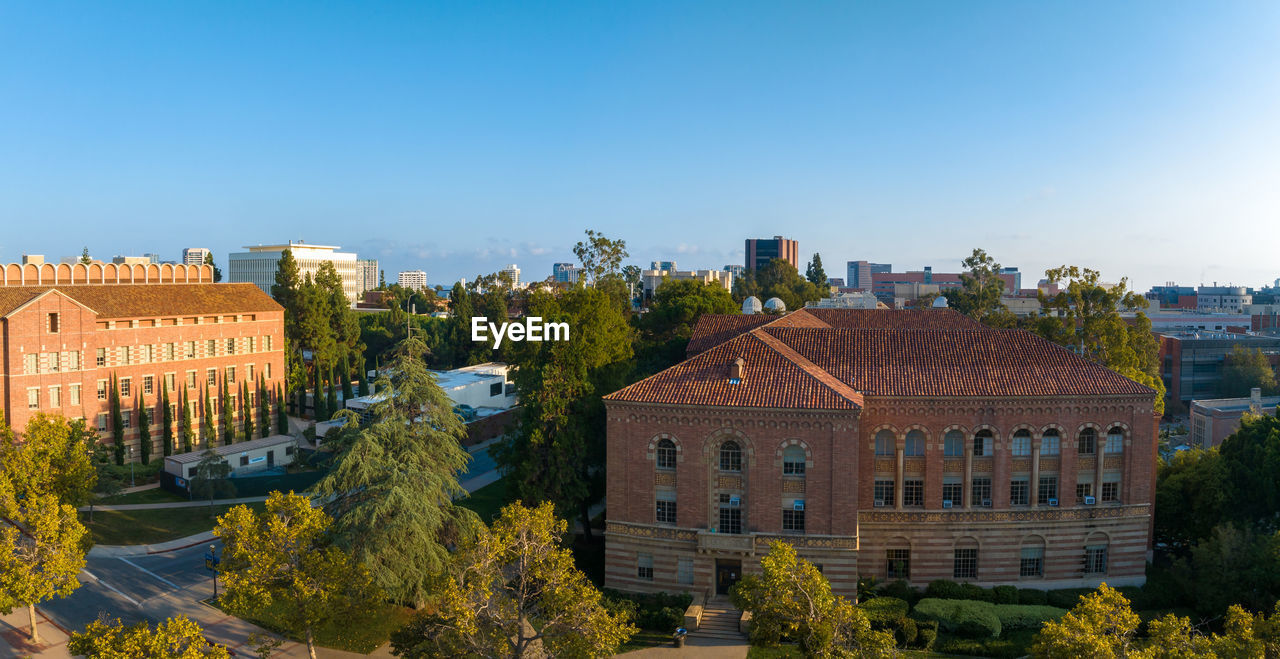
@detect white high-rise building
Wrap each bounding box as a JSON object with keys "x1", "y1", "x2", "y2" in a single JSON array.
[
  {"x1": 500, "y1": 264, "x2": 521, "y2": 289},
  {"x1": 357, "y1": 259, "x2": 379, "y2": 293},
  {"x1": 398, "y1": 270, "x2": 428, "y2": 291},
  {"x1": 229, "y1": 241, "x2": 361, "y2": 302},
  {"x1": 182, "y1": 248, "x2": 211, "y2": 266}
]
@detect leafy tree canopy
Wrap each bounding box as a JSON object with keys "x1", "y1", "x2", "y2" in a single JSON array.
[{"x1": 69, "y1": 615, "x2": 231, "y2": 659}]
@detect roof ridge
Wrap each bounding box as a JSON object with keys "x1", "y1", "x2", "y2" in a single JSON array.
[{"x1": 749, "y1": 328, "x2": 864, "y2": 407}]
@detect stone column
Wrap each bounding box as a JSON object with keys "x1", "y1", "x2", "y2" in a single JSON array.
[
  {"x1": 964, "y1": 441, "x2": 974, "y2": 510},
  {"x1": 895, "y1": 446, "x2": 905, "y2": 510},
  {"x1": 1095, "y1": 434, "x2": 1106, "y2": 501},
  {"x1": 1030, "y1": 440, "x2": 1042, "y2": 506}
]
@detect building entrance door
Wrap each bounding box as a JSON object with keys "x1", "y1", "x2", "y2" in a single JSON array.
[
  {"x1": 715, "y1": 559, "x2": 741, "y2": 595},
  {"x1": 266, "y1": 450, "x2": 274, "y2": 468}
]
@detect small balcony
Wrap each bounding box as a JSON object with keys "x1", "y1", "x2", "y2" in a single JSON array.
[{"x1": 696, "y1": 530, "x2": 756, "y2": 556}]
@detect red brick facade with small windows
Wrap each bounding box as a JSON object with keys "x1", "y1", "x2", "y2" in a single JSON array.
[
  {"x1": 1, "y1": 282, "x2": 285, "y2": 458},
  {"x1": 604, "y1": 309, "x2": 1158, "y2": 597}
]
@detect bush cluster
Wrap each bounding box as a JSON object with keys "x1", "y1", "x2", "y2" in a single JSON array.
[
  {"x1": 601, "y1": 590, "x2": 692, "y2": 632},
  {"x1": 858, "y1": 596, "x2": 936, "y2": 650},
  {"x1": 991, "y1": 604, "x2": 1067, "y2": 630},
  {"x1": 911, "y1": 598, "x2": 1002, "y2": 638}
]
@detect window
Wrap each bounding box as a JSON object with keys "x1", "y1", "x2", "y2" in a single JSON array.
[
  {"x1": 143, "y1": 344, "x2": 154, "y2": 363},
  {"x1": 719, "y1": 441, "x2": 742, "y2": 472},
  {"x1": 1076, "y1": 483, "x2": 1093, "y2": 502},
  {"x1": 69, "y1": 384, "x2": 81, "y2": 406},
  {"x1": 904, "y1": 479, "x2": 924, "y2": 507},
  {"x1": 68, "y1": 351, "x2": 81, "y2": 370},
  {"x1": 783, "y1": 445, "x2": 806, "y2": 476},
  {"x1": 678, "y1": 558, "x2": 694, "y2": 585},
  {"x1": 1020, "y1": 546, "x2": 1044, "y2": 577},
  {"x1": 120, "y1": 378, "x2": 131, "y2": 397},
  {"x1": 943, "y1": 480, "x2": 963, "y2": 506},
  {"x1": 49, "y1": 386, "x2": 61, "y2": 408},
  {"x1": 186, "y1": 341, "x2": 196, "y2": 359},
  {"x1": 1012, "y1": 430, "x2": 1032, "y2": 457},
  {"x1": 144, "y1": 376, "x2": 154, "y2": 395},
  {"x1": 122, "y1": 411, "x2": 131, "y2": 429},
  {"x1": 954, "y1": 548, "x2": 978, "y2": 580},
  {"x1": 1101, "y1": 481, "x2": 1120, "y2": 502},
  {"x1": 656, "y1": 499, "x2": 677, "y2": 525},
  {"x1": 1042, "y1": 430, "x2": 1061, "y2": 456},
  {"x1": 226, "y1": 366, "x2": 236, "y2": 383},
  {"x1": 207, "y1": 369, "x2": 216, "y2": 386},
  {"x1": 97, "y1": 380, "x2": 108, "y2": 400},
  {"x1": 227, "y1": 338, "x2": 236, "y2": 355},
  {"x1": 1106, "y1": 428, "x2": 1124, "y2": 454},
  {"x1": 637, "y1": 553, "x2": 654, "y2": 580},
  {"x1": 718, "y1": 506, "x2": 743, "y2": 535},
  {"x1": 887, "y1": 549, "x2": 910, "y2": 579},
  {"x1": 1085, "y1": 546, "x2": 1108, "y2": 574},
  {"x1": 248, "y1": 337, "x2": 256, "y2": 353},
  {"x1": 1010, "y1": 479, "x2": 1030, "y2": 506},
  {"x1": 24, "y1": 353, "x2": 38, "y2": 375},
  {"x1": 96, "y1": 348, "x2": 106, "y2": 367},
  {"x1": 489, "y1": 382, "x2": 502, "y2": 396},
  {"x1": 1038, "y1": 476, "x2": 1058, "y2": 503},
  {"x1": 972, "y1": 477, "x2": 992, "y2": 504},
  {"x1": 656, "y1": 439, "x2": 677, "y2": 469},
  {"x1": 96, "y1": 414, "x2": 108, "y2": 432},
  {"x1": 122, "y1": 346, "x2": 132, "y2": 365},
  {"x1": 47, "y1": 353, "x2": 60, "y2": 373},
  {"x1": 207, "y1": 339, "x2": 216, "y2": 356},
  {"x1": 904, "y1": 430, "x2": 925, "y2": 456},
  {"x1": 164, "y1": 373, "x2": 174, "y2": 392},
  {"x1": 782, "y1": 508, "x2": 805, "y2": 532},
  {"x1": 874, "y1": 480, "x2": 895, "y2": 505},
  {"x1": 165, "y1": 343, "x2": 175, "y2": 361},
  {"x1": 265, "y1": 363, "x2": 271, "y2": 380},
  {"x1": 1079, "y1": 428, "x2": 1097, "y2": 455},
  {"x1": 875, "y1": 430, "x2": 895, "y2": 456},
  {"x1": 27, "y1": 388, "x2": 39, "y2": 409},
  {"x1": 240, "y1": 455, "x2": 249, "y2": 467},
  {"x1": 973, "y1": 430, "x2": 993, "y2": 456},
  {"x1": 943, "y1": 430, "x2": 964, "y2": 457},
  {"x1": 48, "y1": 312, "x2": 59, "y2": 333},
  {"x1": 265, "y1": 335, "x2": 273, "y2": 351}
]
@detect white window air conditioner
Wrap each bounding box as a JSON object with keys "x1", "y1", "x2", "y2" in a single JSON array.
[
  {"x1": 1048, "y1": 498, "x2": 1059, "y2": 507},
  {"x1": 793, "y1": 500, "x2": 805, "y2": 511},
  {"x1": 1084, "y1": 496, "x2": 1097, "y2": 505},
  {"x1": 981, "y1": 499, "x2": 993, "y2": 507},
  {"x1": 873, "y1": 499, "x2": 886, "y2": 508},
  {"x1": 942, "y1": 500, "x2": 953, "y2": 509}
]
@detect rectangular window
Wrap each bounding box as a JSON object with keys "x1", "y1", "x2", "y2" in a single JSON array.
[
  {"x1": 122, "y1": 410, "x2": 131, "y2": 429},
  {"x1": 96, "y1": 413, "x2": 108, "y2": 432},
  {"x1": 489, "y1": 382, "x2": 502, "y2": 396},
  {"x1": 143, "y1": 344, "x2": 154, "y2": 363},
  {"x1": 1106, "y1": 433, "x2": 1124, "y2": 454},
  {"x1": 27, "y1": 388, "x2": 39, "y2": 409},
  {"x1": 49, "y1": 386, "x2": 61, "y2": 408},
  {"x1": 887, "y1": 549, "x2": 910, "y2": 579},
  {"x1": 265, "y1": 335, "x2": 272, "y2": 351},
  {"x1": 24, "y1": 353, "x2": 38, "y2": 375},
  {"x1": 70, "y1": 384, "x2": 81, "y2": 406},
  {"x1": 248, "y1": 336, "x2": 256, "y2": 353},
  {"x1": 1010, "y1": 479, "x2": 1030, "y2": 506},
  {"x1": 718, "y1": 506, "x2": 743, "y2": 535},
  {"x1": 677, "y1": 558, "x2": 694, "y2": 585},
  {"x1": 1038, "y1": 476, "x2": 1059, "y2": 503},
  {"x1": 1085, "y1": 546, "x2": 1108, "y2": 574},
  {"x1": 782, "y1": 509, "x2": 805, "y2": 532},
  {"x1": 144, "y1": 376, "x2": 154, "y2": 395},
  {"x1": 1041, "y1": 436, "x2": 1061, "y2": 455},
  {"x1": 122, "y1": 346, "x2": 132, "y2": 365},
  {"x1": 207, "y1": 339, "x2": 216, "y2": 357},
  {"x1": 265, "y1": 363, "x2": 271, "y2": 380},
  {"x1": 120, "y1": 378, "x2": 131, "y2": 398},
  {"x1": 96, "y1": 348, "x2": 106, "y2": 367},
  {"x1": 904, "y1": 479, "x2": 924, "y2": 507},
  {"x1": 69, "y1": 351, "x2": 81, "y2": 370},
  {"x1": 656, "y1": 500, "x2": 677, "y2": 525},
  {"x1": 973, "y1": 436, "x2": 993, "y2": 456},
  {"x1": 637, "y1": 553, "x2": 654, "y2": 581},
  {"x1": 1020, "y1": 546, "x2": 1044, "y2": 577},
  {"x1": 226, "y1": 366, "x2": 236, "y2": 383},
  {"x1": 247, "y1": 364, "x2": 255, "y2": 382},
  {"x1": 240, "y1": 455, "x2": 249, "y2": 466},
  {"x1": 1076, "y1": 483, "x2": 1093, "y2": 502},
  {"x1": 942, "y1": 481, "x2": 963, "y2": 506},
  {"x1": 48, "y1": 312, "x2": 60, "y2": 333},
  {"x1": 783, "y1": 454, "x2": 805, "y2": 476},
  {"x1": 1079, "y1": 434, "x2": 1096, "y2": 455},
  {"x1": 874, "y1": 480, "x2": 895, "y2": 506},
  {"x1": 186, "y1": 341, "x2": 196, "y2": 359},
  {"x1": 166, "y1": 373, "x2": 176, "y2": 392},
  {"x1": 97, "y1": 380, "x2": 108, "y2": 400},
  {"x1": 47, "y1": 352, "x2": 60, "y2": 373},
  {"x1": 1102, "y1": 481, "x2": 1120, "y2": 502},
  {"x1": 165, "y1": 343, "x2": 175, "y2": 361},
  {"x1": 227, "y1": 338, "x2": 236, "y2": 355},
  {"x1": 972, "y1": 477, "x2": 992, "y2": 505},
  {"x1": 207, "y1": 369, "x2": 217, "y2": 386},
  {"x1": 954, "y1": 548, "x2": 978, "y2": 580}
]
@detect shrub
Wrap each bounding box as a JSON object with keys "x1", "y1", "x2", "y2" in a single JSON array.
[
  {"x1": 991, "y1": 604, "x2": 1067, "y2": 630},
  {"x1": 638, "y1": 606, "x2": 684, "y2": 632},
  {"x1": 878, "y1": 579, "x2": 921, "y2": 605},
  {"x1": 1017, "y1": 588, "x2": 1048, "y2": 606},
  {"x1": 911, "y1": 598, "x2": 1001, "y2": 638},
  {"x1": 938, "y1": 636, "x2": 1026, "y2": 659},
  {"x1": 893, "y1": 616, "x2": 918, "y2": 647},
  {"x1": 992, "y1": 585, "x2": 1018, "y2": 604},
  {"x1": 1046, "y1": 588, "x2": 1094, "y2": 610},
  {"x1": 917, "y1": 627, "x2": 937, "y2": 650},
  {"x1": 601, "y1": 590, "x2": 693, "y2": 631},
  {"x1": 858, "y1": 596, "x2": 909, "y2": 626},
  {"x1": 926, "y1": 580, "x2": 966, "y2": 600}
]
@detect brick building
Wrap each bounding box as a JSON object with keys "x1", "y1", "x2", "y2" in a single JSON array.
[
  {"x1": 1, "y1": 274, "x2": 285, "y2": 459},
  {"x1": 744, "y1": 236, "x2": 798, "y2": 272},
  {"x1": 604, "y1": 308, "x2": 1158, "y2": 597}
]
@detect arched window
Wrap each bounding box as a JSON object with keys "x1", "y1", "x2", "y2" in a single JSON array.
[
  {"x1": 1078, "y1": 428, "x2": 1097, "y2": 455},
  {"x1": 782, "y1": 445, "x2": 806, "y2": 476},
  {"x1": 875, "y1": 430, "x2": 895, "y2": 456},
  {"x1": 905, "y1": 430, "x2": 925, "y2": 457},
  {"x1": 943, "y1": 430, "x2": 964, "y2": 457},
  {"x1": 719, "y1": 441, "x2": 742, "y2": 472},
  {"x1": 973, "y1": 429, "x2": 993, "y2": 457},
  {"x1": 1041, "y1": 429, "x2": 1060, "y2": 456},
  {"x1": 1106, "y1": 427, "x2": 1124, "y2": 454},
  {"x1": 656, "y1": 439, "x2": 676, "y2": 470},
  {"x1": 1011, "y1": 430, "x2": 1032, "y2": 457}
]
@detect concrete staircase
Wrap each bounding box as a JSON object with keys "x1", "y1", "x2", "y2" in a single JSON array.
[{"x1": 695, "y1": 596, "x2": 746, "y2": 641}]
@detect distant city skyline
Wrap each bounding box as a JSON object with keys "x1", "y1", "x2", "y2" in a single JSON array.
[{"x1": 1, "y1": 2, "x2": 1277, "y2": 291}]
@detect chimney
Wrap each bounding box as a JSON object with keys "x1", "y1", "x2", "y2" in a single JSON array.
[{"x1": 729, "y1": 358, "x2": 745, "y2": 381}]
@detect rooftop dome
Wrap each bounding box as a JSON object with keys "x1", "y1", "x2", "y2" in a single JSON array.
[
  {"x1": 932, "y1": 296, "x2": 949, "y2": 308},
  {"x1": 764, "y1": 297, "x2": 786, "y2": 312},
  {"x1": 742, "y1": 296, "x2": 762, "y2": 315}
]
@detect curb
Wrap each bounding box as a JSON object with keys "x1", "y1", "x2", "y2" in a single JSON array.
[{"x1": 88, "y1": 531, "x2": 218, "y2": 558}]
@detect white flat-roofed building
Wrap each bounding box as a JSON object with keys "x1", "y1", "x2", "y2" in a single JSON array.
[
  {"x1": 641, "y1": 268, "x2": 733, "y2": 298},
  {"x1": 182, "y1": 248, "x2": 211, "y2": 266},
  {"x1": 164, "y1": 434, "x2": 298, "y2": 481},
  {"x1": 345, "y1": 362, "x2": 517, "y2": 421},
  {"x1": 229, "y1": 241, "x2": 361, "y2": 302},
  {"x1": 398, "y1": 270, "x2": 428, "y2": 291},
  {"x1": 500, "y1": 264, "x2": 521, "y2": 289}
]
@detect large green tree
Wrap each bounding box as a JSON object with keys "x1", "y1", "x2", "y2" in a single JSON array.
[
  {"x1": 573, "y1": 229, "x2": 629, "y2": 287},
  {"x1": 110, "y1": 374, "x2": 125, "y2": 464},
  {"x1": 0, "y1": 490, "x2": 87, "y2": 645},
  {"x1": 943, "y1": 248, "x2": 1016, "y2": 327},
  {"x1": 161, "y1": 380, "x2": 174, "y2": 457},
  {"x1": 137, "y1": 393, "x2": 151, "y2": 465},
  {"x1": 391, "y1": 502, "x2": 635, "y2": 659},
  {"x1": 0, "y1": 413, "x2": 97, "y2": 509},
  {"x1": 313, "y1": 337, "x2": 478, "y2": 607},
  {"x1": 190, "y1": 448, "x2": 236, "y2": 513},
  {"x1": 734, "y1": 258, "x2": 825, "y2": 311},
  {"x1": 69, "y1": 615, "x2": 231, "y2": 658},
  {"x1": 203, "y1": 382, "x2": 218, "y2": 447},
  {"x1": 180, "y1": 388, "x2": 194, "y2": 453},
  {"x1": 203, "y1": 251, "x2": 222, "y2": 282},
  {"x1": 1221, "y1": 345, "x2": 1279, "y2": 398},
  {"x1": 805, "y1": 253, "x2": 828, "y2": 287},
  {"x1": 635, "y1": 278, "x2": 738, "y2": 376}
]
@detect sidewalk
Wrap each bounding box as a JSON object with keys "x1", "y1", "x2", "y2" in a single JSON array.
[
  {"x1": 78, "y1": 495, "x2": 272, "y2": 512},
  {"x1": 0, "y1": 607, "x2": 73, "y2": 659}
]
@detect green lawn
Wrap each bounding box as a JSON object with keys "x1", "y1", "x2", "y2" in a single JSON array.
[
  {"x1": 98, "y1": 487, "x2": 190, "y2": 505},
  {"x1": 618, "y1": 629, "x2": 674, "y2": 652},
  {"x1": 82, "y1": 502, "x2": 266, "y2": 545},
  {"x1": 457, "y1": 479, "x2": 513, "y2": 523},
  {"x1": 211, "y1": 597, "x2": 415, "y2": 654}
]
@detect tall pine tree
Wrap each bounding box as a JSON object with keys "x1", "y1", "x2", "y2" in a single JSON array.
[
  {"x1": 203, "y1": 382, "x2": 217, "y2": 447},
  {"x1": 180, "y1": 388, "x2": 194, "y2": 453},
  {"x1": 137, "y1": 393, "x2": 151, "y2": 465},
  {"x1": 110, "y1": 375, "x2": 124, "y2": 465},
  {"x1": 221, "y1": 374, "x2": 235, "y2": 442},
  {"x1": 161, "y1": 380, "x2": 174, "y2": 457},
  {"x1": 258, "y1": 375, "x2": 270, "y2": 438},
  {"x1": 275, "y1": 383, "x2": 289, "y2": 435},
  {"x1": 241, "y1": 381, "x2": 254, "y2": 441},
  {"x1": 325, "y1": 367, "x2": 338, "y2": 420}
]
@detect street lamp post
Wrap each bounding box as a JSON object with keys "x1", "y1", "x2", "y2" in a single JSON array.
[{"x1": 129, "y1": 447, "x2": 135, "y2": 487}]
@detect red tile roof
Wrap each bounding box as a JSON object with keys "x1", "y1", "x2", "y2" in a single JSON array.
[
  {"x1": 685, "y1": 314, "x2": 775, "y2": 356},
  {"x1": 0, "y1": 284, "x2": 282, "y2": 319},
  {"x1": 685, "y1": 308, "x2": 984, "y2": 357},
  {"x1": 609, "y1": 320, "x2": 1155, "y2": 409}
]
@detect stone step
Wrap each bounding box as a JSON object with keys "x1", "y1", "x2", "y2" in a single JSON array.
[{"x1": 695, "y1": 629, "x2": 746, "y2": 640}]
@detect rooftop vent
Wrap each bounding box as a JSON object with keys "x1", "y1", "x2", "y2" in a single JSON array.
[{"x1": 729, "y1": 357, "x2": 745, "y2": 382}]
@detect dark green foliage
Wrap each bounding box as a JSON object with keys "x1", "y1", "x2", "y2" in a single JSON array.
[
  {"x1": 911, "y1": 599, "x2": 1001, "y2": 638},
  {"x1": 325, "y1": 367, "x2": 338, "y2": 420},
  {"x1": 160, "y1": 381, "x2": 173, "y2": 457},
  {"x1": 358, "y1": 375, "x2": 369, "y2": 397},
  {"x1": 916, "y1": 625, "x2": 938, "y2": 651},
  {"x1": 961, "y1": 583, "x2": 992, "y2": 602},
  {"x1": 110, "y1": 375, "x2": 124, "y2": 465},
  {"x1": 1045, "y1": 588, "x2": 1094, "y2": 610},
  {"x1": 991, "y1": 604, "x2": 1067, "y2": 630},
  {"x1": 258, "y1": 376, "x2": 270, "y2": 439},
  {"x1": 221, "y1": 373, "x2": 234, "y2": 442},
  {"x1": 733, "y1": 258, "x2": 825, "y2": 311},
  {"x1": 275, "y1": 383, "x2": 288, "y2": 435},
  {"x1": 1017, "y1": 588, "x2": 1049, "y2": 606},
  {"x1": 633, "y1": 278, "x2": 737, "y2": 377},
  {"x1": 137, "y1": 394, "x2": 151, "y2": 465},
  {"x1": 805, "y1": 253, "x2": 827, "y2": 287},
  {"x1": 992, "y1": 585, "x2": 1018, "y2": 605},
  {"x1": 938, "y1": 633, "x2": 1030, "y2": 659},
  {"x1": 925, "y1": 580, "x2": 966, "y2": 600},
  {"x1": 877, "y1": 579, "x2": 921, "y2": 605},
  {"x1": 202, "y1": 383, "x2": 217, "y2": 448},
  {"x1": 180, "y1": 388, "x2": 194, "y2": 453},
  {"x1": 1220, "y1": 345, "x2": 1279, "y2": 398},
  {"x1": 893, "y1": 616, "x2": 918, "y2": 646},
  {"x1": 341, "y1": 365, "x2": 354, "y2": 402},
  {"x1": 241, "y1": 381, "x2": 254, "y2": 441},
  {"x1": 313, "y1": 367, "x2": 327, "y2": 422}
]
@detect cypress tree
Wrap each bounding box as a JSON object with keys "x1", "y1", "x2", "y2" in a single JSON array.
[
  {"x1": 137, "y1": 393, "x2": 151, "y2": 465},
  {"x1": 180, "y1": 388, "x2": 194, "y2": 453},
  {"x1": 313, "y1": 366, "x2": 327, "y2": 422},
  {"x1": 161, "y1": 380, "x2": 174, "y2": 457},
  {"x1": 341, "y1": 361, "x2": 354, "y2": 402},
  {"x1": 242, "y1": 381, "x2": 254, "y2": 441},
  {"x1": 276, "y1": 383, "x2": 289, "y2": 435},
  {"x1": 203, "y1": 382, "x2": 218, "y2": 447},
  {"x1": 358, "y1": 369, "x2": 369, "y2": 397},
  {"x1": 326, "y1": 366, "x2": 339, "y2": 420},
  {"x1": 259, "y1": 375, "x2": 270, "y2": 438},
  {"x1": 111, "y1": 374, "x2": 125, "y2": 465}
]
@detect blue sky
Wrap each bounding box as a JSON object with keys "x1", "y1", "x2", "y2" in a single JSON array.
[{"x1": 2, "y1": 1, "x2": 1277, "y2": 291}]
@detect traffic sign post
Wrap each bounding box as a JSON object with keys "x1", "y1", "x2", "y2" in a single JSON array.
[{"x1": 205, "y1": 546, "x2": 220, "y2": 599}]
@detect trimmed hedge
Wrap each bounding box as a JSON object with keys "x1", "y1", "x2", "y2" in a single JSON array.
[
  {"x1": 1017, "y1": 588, "x2": 1049, "y2": 606},
  {"x1": 911, "y1": 598, "x2": 1001, "y2": 638},
  {"x1": 938, "y1": 635, "x2": 1027, "y2": 659},
  {"x1": 1046, "y1": 588, "x2": 1094, "y2": 610},
  {"x1": 601, "y1": 590, "x2": 692, "y2": 632},
  {"x1": 858, "y1": 596, "x2": 909, "y2": 624},
  {"x1": 992, "y1": 585, "x2": 1018, "y2": 605},
  {"x1": 991, "y1": 604, "x2": 1068, "y2": 630},
  {"x1": 878, "y1": 579, "x2": 922, "y2": 605}
]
